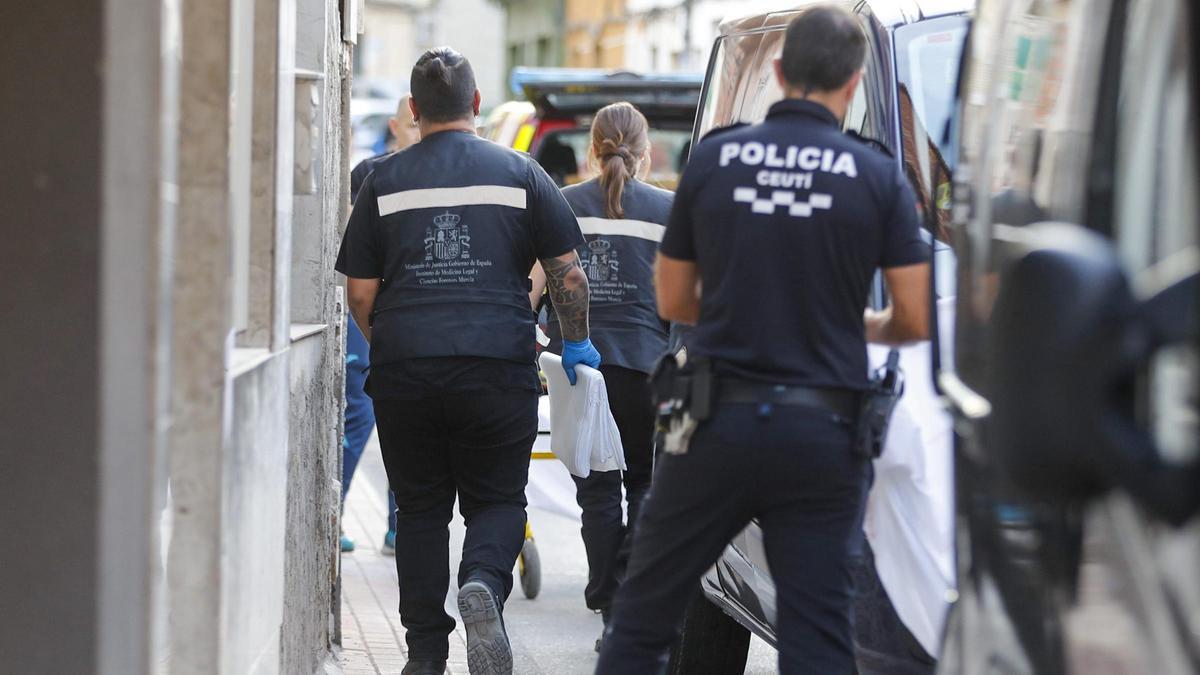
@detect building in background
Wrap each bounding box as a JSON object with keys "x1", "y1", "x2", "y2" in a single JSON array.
[
  {"x1": 623, "y1": 0, "x2": 687, "y2": 71},
  {"x1": 1, "y1": 0, "x2": 352, "y2": 672},
  {"x1": 565, "y1": 0, "x2": 627, "y2": 68},
  {"x1": 356, "y1": 0, "x2": 508, "y2": 110},
  {"x1": 563, "y1": 1, "x2": 791, "y2": 74},
  {"x1": 499, "y1": 0, "x2": 566, "y2": 78}
]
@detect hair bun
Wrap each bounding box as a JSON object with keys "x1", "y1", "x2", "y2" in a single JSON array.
[
  {"x1": 602, "y1": 145, "x2": 635, "y2": 164},
  {"x1": 426, "y1": 57, "x2": 453, "y2": 85}
]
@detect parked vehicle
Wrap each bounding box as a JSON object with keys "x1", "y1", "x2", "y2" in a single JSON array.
[
  {"x1": 939, "y1": 0, "x2": 1199, "y2": 672},
  {"x1": 480, "y1": 100, "x2": 536, "y2": 148},
  {"x1": 504, "y1": 68, "x2": 703, "y2": 188},
  {"x1": 671, "y1": 1, "x2": 970, "y2": 672},
  {"x1": 349, "y1": 96, "x2": 398, "y2": 167}
]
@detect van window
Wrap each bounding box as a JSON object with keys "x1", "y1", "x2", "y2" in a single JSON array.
[
  {"x1": 699, "y1": 23, "x2": 881, "y2": 139},
  {"x1": 895, "y1": 15, "x2": 967, "y2": 244},
  {"x1": 1113, "y1": 0, "x2": 1197, "y2": 464},
  {"x1": 844, "y1": 75, "x2": 868, "y2": 134},
  {"x1": 738, "y1": 29, "x2": 787, "y2": 124},
  {"x1": 954, "y1": 0, "x2": 1114, "y2": 391},
  {"x1": 695, "y1": 33, "x2": 767, "y2": 140},
  {"x1": 1114, "y1": 0, "x2": 1198, "y2": 278},
  {"x1": 895, "y1": 17, "x2": 967, "y2": 165}
]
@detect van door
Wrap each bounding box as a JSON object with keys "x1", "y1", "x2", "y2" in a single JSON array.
[{"x1": 940, "y1": 0, "x2": 1200, "y2": 672}]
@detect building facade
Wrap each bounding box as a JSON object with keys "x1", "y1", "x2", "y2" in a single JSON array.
[
  {"x1": 565, "y1": 0, "x2": 628, "y2": 68},
  {"x1": 500, "y1": 0, "x2": 566, "y2": 81},
  {"x1": 1, "y1": 0, "x2": 353, "y2": 673},
  {"x1": 562, "y1": 0, "x2": 789, "y2": 74},
  {"x1": 356, "y1": 0, "x2": 508, "y2": 110}
]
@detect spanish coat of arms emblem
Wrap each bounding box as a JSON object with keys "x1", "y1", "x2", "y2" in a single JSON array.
[
  {"x1": 582, "y1": 238, "x2": 619, "y2": 282},
  {"x1": 424, "y1": 211, "x2": 471, "y2": 261}
]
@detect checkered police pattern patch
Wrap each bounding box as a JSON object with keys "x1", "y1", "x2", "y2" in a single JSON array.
[{"x1": 733, "y1": 187, "x2": 833, "y2": 217}]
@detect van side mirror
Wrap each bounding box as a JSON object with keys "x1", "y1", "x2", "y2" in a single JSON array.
[{"x1": 988, "y1": 222, "x2": 1200, "y2": 524}]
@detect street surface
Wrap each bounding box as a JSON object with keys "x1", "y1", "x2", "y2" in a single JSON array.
[{"x1": 340, "y1": 431, "x2": 777, "y2": 674}]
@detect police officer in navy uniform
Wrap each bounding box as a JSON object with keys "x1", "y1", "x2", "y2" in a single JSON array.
[
  {"x1": 337, "y1": 47, "x2": 600, "y2": 675},
  {"x1": 595, "y1": 7, "x2": 931, "y2": 674},
  {"x1": 533, "y1": 102, "x2": 672, "y2": 650}
]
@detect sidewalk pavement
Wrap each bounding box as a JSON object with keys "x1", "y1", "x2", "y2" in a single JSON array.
[
  {"x1": 338, "y1": 436, "x2": 470, "y2": 675},
  {"x1": 336, "y1": 431, "x2": 777, "y2": 674}
]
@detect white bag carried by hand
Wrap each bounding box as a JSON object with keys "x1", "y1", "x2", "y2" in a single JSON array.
[{"x1": 538, "y1": 352, "x2": 625, "y2": 478}]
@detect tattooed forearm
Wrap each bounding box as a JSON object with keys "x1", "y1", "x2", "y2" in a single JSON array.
[{"x1": 541, "y1": 251, "x2": 591, "y2": 342}]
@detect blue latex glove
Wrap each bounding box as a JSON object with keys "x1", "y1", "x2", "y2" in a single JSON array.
[{"x1": 561, "y1": 337, "x2": 602, "y2": 386}]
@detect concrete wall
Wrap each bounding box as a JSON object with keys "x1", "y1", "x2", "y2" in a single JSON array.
[
  {"x1": 282, "y1": 325, "x2": 344, "y2": 673},
  {"x1": 223, "y1": 357, "x2": 291, "y2": 674},
  {"x1": 282, "y1": 0, "x2": 352, "y2": 669},
  {"x1": 163, "y1": 0, "x2": 348, "y2": 672},
  {"x1": 0, "y1": 0, "x2": 173, "y2": 671},
  {"x1": 0, "y1": 0, "x2": 348, "y2": 672},
  {"x1": 0, "y1": 1, "x2": 105, "y2": 672}
]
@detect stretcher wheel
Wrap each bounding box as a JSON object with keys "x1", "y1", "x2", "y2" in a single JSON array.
[{"x1": 518, "y1": 537, "x2": 542, "y2": 600}]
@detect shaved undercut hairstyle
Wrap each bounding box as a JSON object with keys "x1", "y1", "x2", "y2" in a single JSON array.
[
  {"x1": 780, "y1": 5, "x2": 867, "y2": 94},
  {"x1": 410, "y1": 47, "x2": 477, "y2": 122}
]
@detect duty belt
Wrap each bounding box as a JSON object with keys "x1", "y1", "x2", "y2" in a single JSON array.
[{"x1": 717, "y1": 380, "x2": 859, "y2": 420}]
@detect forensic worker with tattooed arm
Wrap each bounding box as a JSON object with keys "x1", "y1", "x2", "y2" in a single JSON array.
[
  {"x1": 595, "y1": 6, "x2": 929, "y2": 674},
  {"x1": 335, "y1": 47, "x2": 598, "y2": 675},
  {"x1": 531, "y1": 102, "x2": 673, "y2": 652}
]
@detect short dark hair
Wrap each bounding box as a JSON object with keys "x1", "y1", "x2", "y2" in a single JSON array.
[
  {"x1": 410, "y1": 47, "x2": 477, "y2": 123},
  {"x1": 780, "y1": 5, "x2": 867, "y2": 93}
]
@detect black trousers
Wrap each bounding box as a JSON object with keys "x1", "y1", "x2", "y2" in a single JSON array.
[
  {"x1": 373, "y1": 390, "x2": 537, "y2": 661},
  {"x1": 572, "y1": 365, "x2": 656, "y2": 612},
  {"x1": 595, "y1": 402, "x2": 870, "y2": 675}
]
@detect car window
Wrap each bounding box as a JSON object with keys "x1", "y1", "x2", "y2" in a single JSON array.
[{"x1": 534, "y1": 128, "x2": 692, "y2": 189}]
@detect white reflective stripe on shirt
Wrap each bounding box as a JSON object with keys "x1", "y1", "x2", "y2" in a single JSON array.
[
  {"x1": 576, "y1": 217, "x2": 666, "y2": 243},
  {"x1": 376, "y1": 185, "x2": 527, "y2": 216}
]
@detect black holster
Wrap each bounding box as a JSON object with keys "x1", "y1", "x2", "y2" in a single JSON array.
[
  {"x1": 853, "y1": 349, "x2": 905, "y2": 460},
  {"x1": 649, "y1": 354, "x2": 713, "y2": 455}
]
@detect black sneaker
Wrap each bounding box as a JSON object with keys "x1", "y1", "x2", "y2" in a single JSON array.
[
  {"x1": 400, "y1": 660, "x2": 446, "y2": 675},
  {"x1": 457, "y1": 580, "x2": 513, "y2": 675}
]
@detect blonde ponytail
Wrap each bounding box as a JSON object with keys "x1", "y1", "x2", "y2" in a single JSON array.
[{"x1": 591, "y1": 102, "x2": 649, "y2": 219}]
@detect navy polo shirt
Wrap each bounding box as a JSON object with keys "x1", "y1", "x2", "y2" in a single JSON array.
[
  {"x1": 350, "y1": 152, "x2": 391, "y2": 205},
  {"x1": 337, "y1": 130, "x2": 584, "y2": 399},
  {"x1": 660, "y1": 99, "x2": 928, "y2": 390},
  {"x1": 545, "y1": 178, "x2": 672, "y2": 374}
]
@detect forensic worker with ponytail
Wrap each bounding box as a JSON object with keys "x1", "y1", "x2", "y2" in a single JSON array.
[{"x1": 537, "y1": 101, "x2": 673, "y2": 651}]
